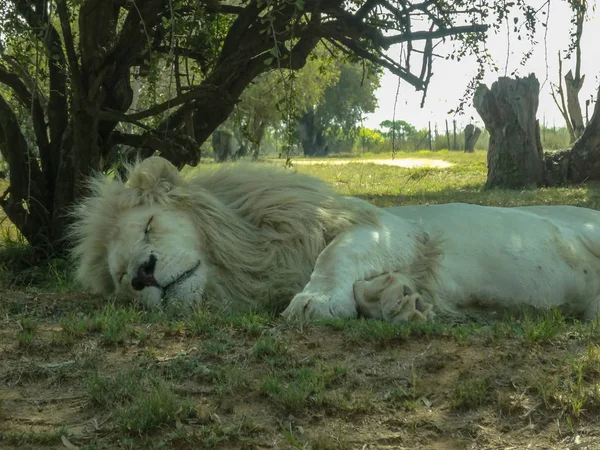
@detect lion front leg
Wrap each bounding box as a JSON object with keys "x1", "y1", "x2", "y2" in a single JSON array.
[{"x1": 282, "y1": 217, "x2": 424, "y2": 323}]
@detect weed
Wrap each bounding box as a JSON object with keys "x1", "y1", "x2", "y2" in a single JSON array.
[
  {"x1": 227, "y1": 311, "x2": 272, "y2": 336},
  {"x1": 0, "y1": 427, "x2": 69, "y2": 445},
  {"x1": 521, "y1": 309, "x2": 566, "y2": 345},
  {"x1": 211, "y1": 364, "x2": 250, "y2": 397},
  {"x1": 311, "y1": 432, "x2": 352, "y2": 450},
  {"x1": 185, "y1": 307, "x2": 222, "y2": 336},
  {"x1": 17, "y1": 315, "x2": 38, "y2": 347},
  {"x1": 535, "y1": 345, "x2": 600, "y2": 419},
  {"x1": 201, "y1": 332, "x2": 234, "y2": 359},
  {"x1": 87, "y1": 369, "x2": 144, "y2": 407},
  {"x1": 58, "y1": 303, "x2": 141, "y2": 346},
  {"x1": 260, "y1": 363, "x2": 347, "y2": 412},
  {"x1": 252, "y1": 334, "x2": 288, "y2": 360},
  {"x1": 450, "y1": 377, "x2": 490, "y2": 410},
  {"x1": 116, "y1": 380, "x2": 195, "y2": 435}
]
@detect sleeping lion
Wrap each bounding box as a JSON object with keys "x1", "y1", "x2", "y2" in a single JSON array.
[{"x1": 69, "y1": 156, "x2": 600, "y2": 322}]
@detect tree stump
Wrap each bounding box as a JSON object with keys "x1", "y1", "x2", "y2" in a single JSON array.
[
  {"x1": 463, "y1": 124, "x2": 482, "y2": 153},
  {"x1": 474, "y1": 73, "x2": 545, "y2": 189},
  {"x1": 212, "y1": 130, "x2": 233, "y2": 162},
  {"x1": 569, "y1": 87, "x2": 600, "y2": 182}
]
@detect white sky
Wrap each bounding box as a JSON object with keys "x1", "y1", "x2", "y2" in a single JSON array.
[{"x1": 363, "y1": 1, "x2": 600, "y2": 131}]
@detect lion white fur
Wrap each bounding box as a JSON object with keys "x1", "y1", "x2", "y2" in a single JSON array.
[{"x1": 69, "y1": 156, "x2": 600, "y2": 321}]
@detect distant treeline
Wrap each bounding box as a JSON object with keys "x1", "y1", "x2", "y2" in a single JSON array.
[{"x1": 195, "y1": 120, "x2": 573, "y2": 160}]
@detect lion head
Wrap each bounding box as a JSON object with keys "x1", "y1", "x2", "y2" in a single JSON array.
[{"x1": 69, "y1": 156, "x2": 381, "y2": 312}]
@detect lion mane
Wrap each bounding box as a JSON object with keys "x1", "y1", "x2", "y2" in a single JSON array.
[{"x1": 68, "y1": 156, "x2": 382, "y2": 311}]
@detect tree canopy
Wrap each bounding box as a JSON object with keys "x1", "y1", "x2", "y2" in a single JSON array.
[{"x1": 0, "y1": 0, "x2": 548, "y2": 251}]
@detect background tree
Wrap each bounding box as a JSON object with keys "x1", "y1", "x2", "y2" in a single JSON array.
[
  {"x1": 378, "y1": 120, "x2": 417, "y2": 141},
  {"x1": 463, "y1": 124, "x2": 481, "y2": 153},
  {"x1": 229, "y1": 47, "x2": 341, "y2": 159},
  {"x1": 297, "y1": 59, "x2": 380, "y2": 156}
]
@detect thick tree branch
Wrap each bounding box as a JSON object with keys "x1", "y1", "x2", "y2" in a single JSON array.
[
  {"x1": 0, "y1": 92, "x2": 45, "y2": 215},
  {"x1": 0, "y1": 66, "x2": 37, "y2": 107},
  {"x1": 10, "y1": 0, "x2": 68, "y2": 186},
  {"x1": 107, "y1": 131, "x2": 200, "y2": 169},
  {"x1": 219, "y1": 0, "x2": 261, "y2": 62},
  {"x1": 0, "y1": 66, "x2": 49, "y2": 155},
  {"x1": 98, "y1": 85, "x2": 221, "y2": 123}
]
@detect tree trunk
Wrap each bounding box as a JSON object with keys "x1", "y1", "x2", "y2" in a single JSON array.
[
  {"x1": 251, "y1": 121, "x2": 266, "y2": 160},
  {"x1": 297, "y1": 108, "x2": 328, "y2": 157},
  {"x1": 212, "y1": 130, "x2": 234, "y2": 162},
  {"x1": 474, "y1": 74, "x2": 545, "y2": 189},
  {"x1": 463, "y1": 124, "x2": 481, "y2": 153}
]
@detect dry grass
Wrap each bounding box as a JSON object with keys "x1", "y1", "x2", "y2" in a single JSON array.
[{"x1": 2, "y1": 151, "x2": 600, "y2": 449}]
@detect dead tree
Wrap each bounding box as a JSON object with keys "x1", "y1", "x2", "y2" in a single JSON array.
[
  {"x1": 463, "y1": 124, "x2": 482, "y2": 153},
  {"x1": 566, "y1": 87, "x2": 600, "y2": 182},
  {"x1": 474, "y1": 74, "x2": 545, "y2": 189},
  {"x1": 550, "y1": 1, "x2": 587, "y2": 143}
]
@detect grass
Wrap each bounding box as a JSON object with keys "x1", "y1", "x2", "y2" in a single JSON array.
[
  {"x1": 260, "y1": 363, "x2": 348, "y2": 412},
  {"x1": 0, "y1": 427, "x2": 70, "y2": 446},
  {"x1": 4, "y1": 151, "x2": 600, "y2": 448}
]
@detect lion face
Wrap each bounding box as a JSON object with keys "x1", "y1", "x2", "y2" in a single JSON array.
[{"x1": 106, "y1": 204, "x2": 209, "y2": 310}]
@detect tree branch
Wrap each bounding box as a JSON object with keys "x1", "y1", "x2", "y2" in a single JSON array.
[
  {"x1": 324, "y1": 35, "x2": 425, "y2": 89},
  {"x1": 56, "y1": 0, "x2": 83, "y2": 98},
  {"x1": 382, "y1": 24, "x2": 490, "y2": 46}
]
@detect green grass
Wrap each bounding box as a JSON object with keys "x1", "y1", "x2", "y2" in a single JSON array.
[
  {"x1": 450, "y1": 377, "x2": 491, "y2": 410},
  {"x1": 87, "y1": 369, "x2": 196, "y2": 435},
  {"x1": 0, "y1": 427, "x2": 70, "y2": 446},
  {"x1": 260, "y1": 363, "x2": 348, "y2": 412},
  {"x1": 58, "y1": 303, "x2": 142, "y2": 346},
  {"x1": 17, "y1": 315, "x2": 38, "y2": 347}
]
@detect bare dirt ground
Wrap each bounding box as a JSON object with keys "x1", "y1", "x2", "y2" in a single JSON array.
[
  {"x1": 289, "y1": 158, "x2": 453, "y2": 169},
  {"x1": 2, "y1": 290, "x2": 600, "y2": 449}
]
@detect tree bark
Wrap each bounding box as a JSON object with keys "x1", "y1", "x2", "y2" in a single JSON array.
[{"x1": 474, "y1": 74, "x2": 545, "y2": 189}]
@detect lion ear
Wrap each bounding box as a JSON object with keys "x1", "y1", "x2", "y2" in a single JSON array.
[{"x1": 127, "y1": 156, "x2": 184, "y2": 193}]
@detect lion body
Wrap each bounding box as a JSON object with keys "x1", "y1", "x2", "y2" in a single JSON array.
[{"x1": 70, "y1": 157, "x2": 600, "y2": 321}]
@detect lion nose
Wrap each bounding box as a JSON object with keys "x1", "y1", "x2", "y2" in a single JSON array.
[{"x1": 131, "y1": 254, "x2": 159, "y2": 291}]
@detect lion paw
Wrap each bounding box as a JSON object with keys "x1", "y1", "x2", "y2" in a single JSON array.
[
  {"x1": 384, "y1": 292, "x2": 435, "y2": 323},
  {"x1": 354, "y1": 272, "x2": 435, "y2": 323},
  {"x1": 282, "y1": 292, "x2": 357, "y2": 322}
]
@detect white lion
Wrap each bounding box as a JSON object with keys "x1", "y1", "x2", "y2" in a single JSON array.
[{"x1": 69, "y1": 156, "x2": 600, "y2": 322}]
